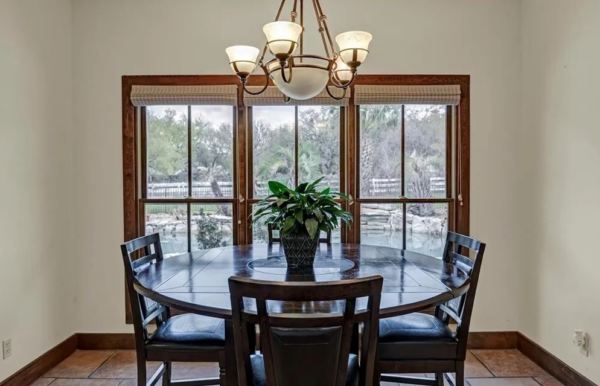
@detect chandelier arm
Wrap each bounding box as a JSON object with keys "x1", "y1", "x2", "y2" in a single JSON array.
[
  {"x1": 283, "y1": 95, "x2": 291, "y2": 104},
  {"x1": 314, "y1": 0, "x2": 337, "y2": 57},
  {"x1": 299, "y1": 0, "x2": 304, "y2": 59},
  {"x1": 291, "y1": 0, "x2": 298, "y2": 21},
  {"x1": 311, "y1": 0, "x2": 331, "y2": 58},
  {"x1": 241, "y1": 65, "x2": 270, "y2": 96},
  {"x1": 325, "y1": 85, "x2": 347, "y2": 101},
  {"x1": 330, "y1": 70, "x2": 357, "y2": 89},
  {"x1": 280, "y1": 58, "x2": 294, "y2": 84}
]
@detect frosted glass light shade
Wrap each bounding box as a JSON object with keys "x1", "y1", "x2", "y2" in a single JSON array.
[
  {"x1": 271, "y1": 67, "x2": 329, "y2": 100},
  {"x1": 263, "y1": 21, "x2": 303, "y2": 59},
  {"x1": 333, "y1": 57, "x2": 353, "y2": 86},
  {"x1": 336, "y1": 31, "x2": 372, "y2": 68},
  {"x1": 226, "y1": 45, "x2": 260, "y2": 77}
]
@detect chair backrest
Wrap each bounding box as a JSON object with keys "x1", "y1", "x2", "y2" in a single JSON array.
[
  {"x1": 229, "y1": 276, "x2": 383, "y2": 386},
  {"x1": 120, "y1": 233, "x2": 170, "y2": 348},
  {"x1": 267, "y1": 223, "x2": 332, "y2": 245},
  {"x1": 436, "y1": 231, "x2": 486, "y2": 360}
]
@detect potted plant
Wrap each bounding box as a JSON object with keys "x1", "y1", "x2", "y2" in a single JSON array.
[{"x1": 252, "y1": 177, "x2": 353, "y2": 267}]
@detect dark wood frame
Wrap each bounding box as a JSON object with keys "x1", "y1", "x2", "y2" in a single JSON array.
[
  {"x1": 121, "y1": 234, "x2": 226, "y2": 386},
  {"x1": 228, "y1": 276, "x2": 383, "y2": 386},
  {"x1": 122, "y1": 74, "x2": 470, "y2": 322},
  {"x1": 379, "y1": 232, "x2": 485, "y2": 386}
]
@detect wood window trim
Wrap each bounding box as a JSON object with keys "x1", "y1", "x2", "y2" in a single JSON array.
[{"x1": 122, "y1": 74, "x2": 470, "y2": 323}]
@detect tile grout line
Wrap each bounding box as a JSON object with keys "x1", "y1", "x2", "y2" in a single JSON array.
[
  {"x1": 470, "y1": 349, "x2": 501, "y2": 378},
  {"x1": 87, "y1": 350, "x2": 119, "y2": 379},
  {"x1": 532, "y1": 377, "x2": 545, "y2": 386},
  {"x1": 468, "y1": 349, "x2": 496, "y2": 378}
]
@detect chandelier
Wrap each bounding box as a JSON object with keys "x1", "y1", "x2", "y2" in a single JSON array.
[{"x1": 225, "y1": 0, "x2": 373, "y2": 101}]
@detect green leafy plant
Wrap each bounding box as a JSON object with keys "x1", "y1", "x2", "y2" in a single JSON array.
[{"x1": 251, "y1": 177, "x2": 353, "y2": 239}]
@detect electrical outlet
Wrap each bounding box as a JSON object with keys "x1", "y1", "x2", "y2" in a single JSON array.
[{"x1": 2, "y1": 339, "x2": 12, "y2": 359}]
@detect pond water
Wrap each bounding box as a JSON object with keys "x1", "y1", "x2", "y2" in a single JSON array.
[{"x1": 157, "y1": 230, "x2": 445, "y2": 259}]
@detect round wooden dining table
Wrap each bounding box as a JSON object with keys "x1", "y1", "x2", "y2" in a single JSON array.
[
  {"x1": 134, "y1": 243, "x2": 470, "y2": 319},
  {"x1": 133, "y1": 243, "x2": 471, "y2": 385}
]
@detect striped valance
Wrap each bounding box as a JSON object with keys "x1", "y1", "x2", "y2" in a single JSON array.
[
  {"x1": 355, "y1": 85, "x2": 461, "y2": 106},
  {"x1": 131, "y1": 85, "x2": 238, "y2": 106},
  {"x1": 244, "y1": 86, "x2": 350, "y2": 106}
]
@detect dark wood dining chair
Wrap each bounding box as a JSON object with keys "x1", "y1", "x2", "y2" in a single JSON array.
[
  {"x1": 229, "y1": 276, "x2": 384, "y2": 386},
  {"x1": 267, "y1": 223, "x2": 332, "y2": 245},
  {"x1": 121, "y1": 233, "x2": 226, "y2": 386},
  {"x1": 377, "y1": 232, "x2": 486, "y2": 386}
]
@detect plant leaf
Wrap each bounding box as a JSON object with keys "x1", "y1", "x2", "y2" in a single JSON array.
[
  {"x1": 305, "y1": 218, "x2": 319, "y2": 239},
  {"x1": 313, "y1": 208, "x2": 323, "y2": 222},
  {"x1": 268, "y1": 181, "x2": 288, "y2": 195},
  {"x1": 283, "y1": 216, "x2": 296, "y2": 232},
  {"x1": 296, "y1": 182, "x2": 308, "y2": 193},
  {"x1": 295, "y1": 210, "x2": 304, "y2": 223}
]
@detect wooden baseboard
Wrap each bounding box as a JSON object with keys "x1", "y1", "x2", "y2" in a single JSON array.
[
  {"x1": 4, "y1": 331, "x2": 596, "y2": 386},
  {"x1": 517, "y1": 333, "x2": 597, "y2": 386},
  {"x1": 0, "y1": 334, "x2": 77, "y2": 386},
  {"x1": 77, "y1": 333, "x2": 135, "y2": 350},
  {"x1": 467, "y1": 331, "x2": 518, "y2": 349}
]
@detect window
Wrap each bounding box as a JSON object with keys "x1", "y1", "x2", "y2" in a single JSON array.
[
  {"x1": 356, "y1": 105, "x2": 452, "y2": 257},
  {"x1": 249, "y1": 105, "x2": 344, "y2": 243},
  {"x1": 123, "y1": 76, "x2": 469, "y2": 250},
  {"x1": 141, "y1": 105, "x2": 237, "y2": 256}
]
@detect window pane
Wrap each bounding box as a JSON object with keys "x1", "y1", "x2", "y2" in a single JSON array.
[
  {"x1": 251, "y1": 203, "x2": 274, "y2": 244},
  {"x1": 405, "y1": 105, "x2": 447, "y2": 198},
  {"x1": 191, "y1": 203, "x2": 233, "y2": 251},
  {"x1": 406, "y1": 203, "x2": 448, "y2": 257},
  {"x1": 191, "y1": 106, "x2": 234, "y2": 198},
  {"x1": 298, "y1": 106, "x2": 340, "y2": 191},
  {"x1": 146, "y1": 106, "x2": 189, "y2": 198},
  {"x1": 360, "y1": 203, "x2": 403, "y2": 248},
  {"x1": 145, "y1": 203, "x2": 187, "y2": 256},
  {"x1": 253, "y1": 106, "x2": 295, "y2": 197},
  {"x1": 359, "y1": 105, "x2": 402, "y2": 198}
]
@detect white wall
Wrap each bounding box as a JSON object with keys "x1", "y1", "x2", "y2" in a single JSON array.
[
  {"x1": 72, "y1": 0, "x2": 523, "y2": 333},
  {"x1": 0, "y1": 0, "x2": 75, "y2": 382},
  {"x1": 520, "y1": 0, "x2": 600, "y2": 383}
]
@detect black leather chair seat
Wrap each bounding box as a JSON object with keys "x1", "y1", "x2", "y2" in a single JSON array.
[
  {"x1": 249, "y1": 353, "x2": 359, "y2": 386},
  {"x1": 379, "y1": 313, "x2": 457, "y2": 360},
  {"x1": 147, "y1": 314, "x2": 225, "y2": 350}
]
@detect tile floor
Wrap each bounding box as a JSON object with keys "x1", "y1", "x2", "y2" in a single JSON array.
[{"x1": 29, "y1": 349, "x2": 564, "y2": 386}]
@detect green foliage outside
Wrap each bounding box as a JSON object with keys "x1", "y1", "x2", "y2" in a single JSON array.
[
  {"x1": 252, "y1": 178, "x2": 353, "y2": 239},
  {"x1": 195, "y1": 207, "x2": 228, "y2": 249}
]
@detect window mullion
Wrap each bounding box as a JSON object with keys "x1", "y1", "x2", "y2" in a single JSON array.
[
  {"x1": 141, "y1": 107, "x2": 148, "y2": 200},
  {"x1": 401, "y1": 105, "x2": 407, "y2": 250},
  {"x1": 187, "y1": 105, "x2": 192, "y2": 252},
  {"x1": 294, "y1": 106, "x2": 299, "y2": 187}
]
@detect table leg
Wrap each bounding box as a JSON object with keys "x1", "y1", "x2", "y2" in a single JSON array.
[{"x1": 224, "y1": 320, "x2": 239, "y2": 386}]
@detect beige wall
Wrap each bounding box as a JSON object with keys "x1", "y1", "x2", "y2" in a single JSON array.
[
  {"x1": 72, "y1": 0, "x2": 523, "y2": 333},
  {"x1": 520, "y1": 0, "x2": 600, "y2": 383},
  {"x1": 0, "y1": 0, "x2": 75, "y2": 382}
]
